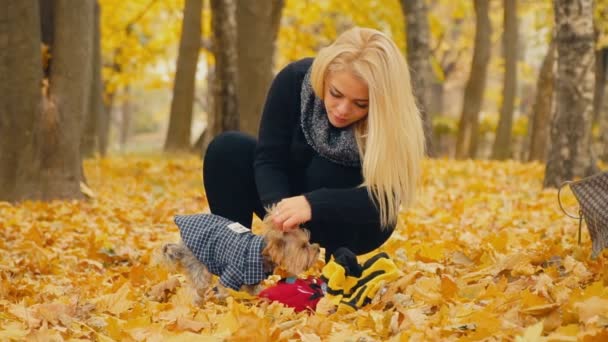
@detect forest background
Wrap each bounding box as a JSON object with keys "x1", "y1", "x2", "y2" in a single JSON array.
[{"x1": 1, "y1": 0, "x2": 608, "y2": 340}]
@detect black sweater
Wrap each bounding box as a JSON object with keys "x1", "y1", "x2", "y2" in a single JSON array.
[{"x1": 254, "y1": 58, "x2": 384, "y2": 226}]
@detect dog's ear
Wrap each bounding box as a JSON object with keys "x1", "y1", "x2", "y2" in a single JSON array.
[
  {"x1": 263, "y1": 226, "x2": 284, "y2": 240},
  {"x1": 262, "y1": 237, "x2": 283, "y2": 262},
  {"x1": 163, "y1": 243, "x2": 189, "y2": 261},
  {"x1": 266, "y1": 232, "x2": 285, "y2": 249}
]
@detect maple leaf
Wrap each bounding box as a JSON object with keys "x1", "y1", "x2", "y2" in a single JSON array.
[
  {"x1": 173, "y1": 316, "x2": 209, "y2": 333},
  {"x1": 515, "y1": 321, "x2": 543, "y2": 342},
  {"x1": 156, "y1": 304, "x2": 190, "y2": 323},
  {"x1": 93, "y1": 283, "x2": 134, "y2": 316},
  {"x1": 34, "y1": 302, "x2": 77, "y2": 326},
  {"x1": 575, "y1": 297, "x2": 608, "y2": 324},
  {"x1": 547, "y1": 323, "x2": 579, "y2": 341},
  {"x1": 8, "y1": 303, "x2": 41, "y2": 328},
  {"x1": 0, "y1": 323, "x2": 29, "y2": 341},
  {"x1": 298, "y1": 330, "x2": 322, "y2": 342},
  {"x1": 24, "y1": 325, "x2": 64, "y2": 342},
  {"x1": 149, "y1": 276, "x2": 181, "y2": 302}
]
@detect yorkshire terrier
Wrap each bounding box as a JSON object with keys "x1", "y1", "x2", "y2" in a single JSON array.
[{"x1": 161, "y1": 210, "x2": 320, "y2": 302}]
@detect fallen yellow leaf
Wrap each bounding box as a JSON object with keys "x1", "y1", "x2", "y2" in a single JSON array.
[{"x1": 93, "y1": 283, "x2": 134, "y2": 316}]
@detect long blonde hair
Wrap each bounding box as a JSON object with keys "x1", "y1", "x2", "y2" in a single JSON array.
[{"x1": 310, "y1": 27, "x2": 425, "y2": 228}]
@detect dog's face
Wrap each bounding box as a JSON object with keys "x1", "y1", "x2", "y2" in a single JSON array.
[
  {"x1": 161, "y1": 243, "x2": 196, "y2": 273},
  {"x1": 262, "y1": 228, "x2": 320, "y2": 276}
]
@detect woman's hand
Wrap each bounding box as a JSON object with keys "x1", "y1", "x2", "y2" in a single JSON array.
[{"x1": 272, "y1": 196, "x2": 312, "y2": 231}]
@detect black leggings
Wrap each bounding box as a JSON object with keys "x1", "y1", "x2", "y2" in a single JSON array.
[{"x1": 203, "y1": 131, "x2": 393, "y2": 258}]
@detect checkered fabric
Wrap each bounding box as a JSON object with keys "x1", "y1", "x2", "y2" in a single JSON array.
[
  {"x1": 570, "y1": 171, "x2": 608, "y2": 258},
  {"x1": 174, "y1": 213, "x2": 267, "y2": 290}
]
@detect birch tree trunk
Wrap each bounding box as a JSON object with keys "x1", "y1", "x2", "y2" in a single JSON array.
[{"x1": 544, "y1": 0, "x2": 596, "y2": 188}]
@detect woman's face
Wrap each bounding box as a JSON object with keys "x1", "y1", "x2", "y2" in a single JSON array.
[{"x1": 323, "y1": 70, "x2": 369, "y2": 128}]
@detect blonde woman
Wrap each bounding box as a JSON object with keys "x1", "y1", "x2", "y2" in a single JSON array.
[{"x1": 203, "y1": 27, "x2": 425, "y2": 260}]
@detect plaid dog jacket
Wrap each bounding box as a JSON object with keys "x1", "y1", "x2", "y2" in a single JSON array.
[{"x1": 174, "y1": 213, "x2": 267, "y2": 291}]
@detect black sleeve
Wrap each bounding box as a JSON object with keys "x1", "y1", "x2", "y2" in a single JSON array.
[
  {"x1": 254, "y1": 63, "x2": 299, "y2": 208},
  {"x1": 304, "y1": 187, "x2": 390, "y2": 227}
]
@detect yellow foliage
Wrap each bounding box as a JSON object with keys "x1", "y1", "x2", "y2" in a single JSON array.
[
  {"x1": 277, "y1": 0, "x2": 405, "y2": 69},
  {"x1": 1, "y1": 157, "x2": 607, "y2": 340},
  {"x1": 99, "y1": 0, "x2": 187, "y2": 95}
]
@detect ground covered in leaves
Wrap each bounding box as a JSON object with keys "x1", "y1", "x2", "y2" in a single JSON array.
[{"x1": 1, "y1": 156, "x2": 607, "y2": 341}]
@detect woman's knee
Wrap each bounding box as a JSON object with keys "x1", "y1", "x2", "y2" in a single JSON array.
[
  {"x1": 203, "y1": 131, "x2": 257, "y2": 193},
  {"x1": 204, "y1": 131, "x2": 256, "y2": 168},
  {"x1": 203, "y1": 132, "x2": 256, "y2": 177}
]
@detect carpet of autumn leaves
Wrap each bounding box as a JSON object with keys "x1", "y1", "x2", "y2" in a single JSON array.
[{"x1": 1, "y1": 156, "x2": 607, "y2": 341}]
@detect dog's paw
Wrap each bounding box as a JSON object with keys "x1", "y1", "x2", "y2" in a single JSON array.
[{"x1": 211, "y1": 285, "x2": 230, "y2": 304}]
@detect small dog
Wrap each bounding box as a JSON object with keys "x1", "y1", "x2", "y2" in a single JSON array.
[{"x1": 161, "y1": 211, "x2": 320, "y2": 302}]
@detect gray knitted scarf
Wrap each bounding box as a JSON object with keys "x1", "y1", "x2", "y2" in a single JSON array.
[{"x1": 300, "y1": 68, "x2": 360, "y2": 167}]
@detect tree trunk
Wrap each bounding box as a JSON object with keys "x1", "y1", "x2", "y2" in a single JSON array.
[
  {"x1": 544, "y1": 0, "x2": 596, "y2": 188},
  {"x1": 528, "y1": 41, "x2": 556, "y2": 162},
  {"x1": 454, "y1": 0, "x2": 491, "y2": 159},
  {"x1": 600, "y1": 87, "x2": 608, "y2": 162},
  {"x1": 593, "y1": 48, "x2": 607, "y2": 124},
  {"x1": 206, "y1": 0, "x2": 239, "y2": 153},
  {"x1": 99, "y1": 85, "x2": 113, "y2": 156},
  {"x1": 236, "y1": 0, "x2": 284, "y2": 137},
  {"x1": 401, "y1": 0, "x2": 436, "y2": 157},
  {"x1": 492, "y1": 0, "x2": 518, "y2": 160},
  {"x1": 119, "y1": 86, "x2": 131, "y2": 150},
  {"x1": 82, "y1": 1, "x2": 104, "y2": 158},
  {"x1": 39, "y1": 0, "x2": 54, "y2": 78},
  {"x1": 39, "y1": 0, "x2": 94, "y2": 199},
  {"x1": 0, "y1": 0, "x2": 44, "y2": 201},
  {"x1": 1, "y1": 0, "x2": 94, "y2": 201},
  {"x1": 594, "y1": 48, "x2": 607, "y2": 162},
  {"x1": 429, "y1": 82, "x2": 444, "y2": 154},
  {"x1": 164, "y1": 0, "x2": 203, "y2": 152},
  {"x1": 197, "y1": 66, "x2": 215, "y2": 154}
]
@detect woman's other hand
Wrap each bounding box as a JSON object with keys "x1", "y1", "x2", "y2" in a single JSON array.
[{"x1": 272, "y1": 196, "x2": 312, "y2": 231}]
